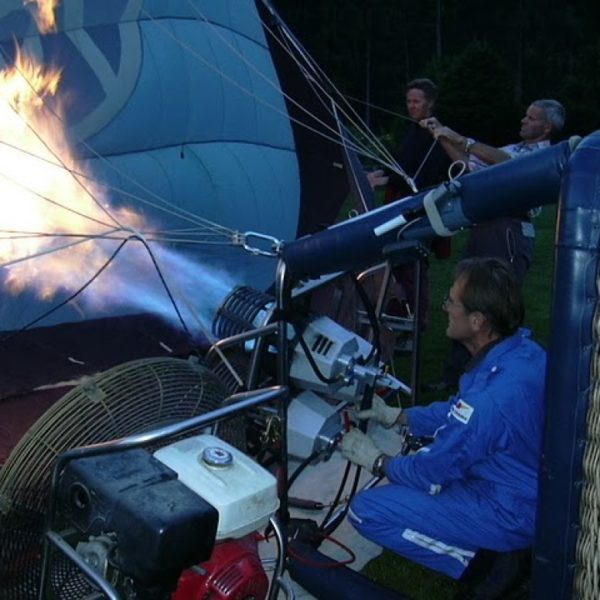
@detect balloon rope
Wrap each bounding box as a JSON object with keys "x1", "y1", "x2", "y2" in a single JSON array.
[
  {"x1": 0, "y1": 139, "x2": 237, "y2": 239},
  {"x1": 254, "y1": 1, "x2": 413, "y2": 182},
  {"x1": 145, "y1": 5, "x2": 400, "y2": 175}
]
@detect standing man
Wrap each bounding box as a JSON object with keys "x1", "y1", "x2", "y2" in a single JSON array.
[
  {"x1": 421, "y1": 99, "x2": 566, "y2": 282},
  {"x1": 391, "y1": 78, "x2": 452, "y2": 194},
  {"x1": 340, "y1": 258, "x2": 546, "y2": 585},
  {"x1": 369, "y1": 78, "x2": 452, "y2": 197},
  {"x1": 368, "y1": 79, "x2": 453, "y2": 330}
]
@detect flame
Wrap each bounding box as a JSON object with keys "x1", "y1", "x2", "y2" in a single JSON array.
[
  {"x1": 0, "y1": 45, "x2": 146, "y2": 304},
  {"x1": 24, "y1": 0, "x2": 59, "y2": 34},
  {"x1": 0, "y1": 6, "x2": 220, "y2": 336}
]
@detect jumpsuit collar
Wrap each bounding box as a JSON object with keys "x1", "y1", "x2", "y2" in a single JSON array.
[{"x1": 463, "y1": 328, "x2": 532, "y2": 375}]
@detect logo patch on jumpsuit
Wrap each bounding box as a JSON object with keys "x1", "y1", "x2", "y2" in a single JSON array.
[{"x1": 450, "y1": 399, "x2": 474, "y2": 424}]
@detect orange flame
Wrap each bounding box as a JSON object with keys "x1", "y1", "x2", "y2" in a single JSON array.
[
  {"x1": 24, "y1": 0, "x2": 59, "y2": 34},
  {"x1": 0, "y1": 45, "x2": 146, "y2": 303}
]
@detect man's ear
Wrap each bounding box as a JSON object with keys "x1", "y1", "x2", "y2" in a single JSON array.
[{"x1": 470, "y1": 311, "x2": 486, "y2": 331}]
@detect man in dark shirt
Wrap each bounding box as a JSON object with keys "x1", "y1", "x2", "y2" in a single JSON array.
[
  {"x1": 368, "y1": 79, "x2": 452, "y2": 330},
  {"x1": 388, "y1": 78, "x2": 452, "y2": 196}
]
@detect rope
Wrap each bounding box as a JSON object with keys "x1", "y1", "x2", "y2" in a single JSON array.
[
  {"x1": 143, "y1": 6, "x2": 391, "y2": 172},
  {"x1": 179, "y1": 0, "x2": 414, "y2": 180},
  {"x1": 254, "y1": 3, "x2": 411, "y2": 180},
  {"x1": 344, "y1": 94, "x2": 418, "y2": 123}
]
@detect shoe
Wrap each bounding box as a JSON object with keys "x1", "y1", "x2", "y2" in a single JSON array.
[
  {"x1": 475, "y1": 549, "x2": 530, "y2": 599},
  {"x1": 458, "y1": 549, "x2": 531, "y2": 600},
  {"x1": 423, "y1": 379, "x2": 456, "y2": 393}
]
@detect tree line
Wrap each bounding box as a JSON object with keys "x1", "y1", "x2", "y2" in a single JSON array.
[{"x1": 273, "y1": 0, "x2": 599, "y2": 146}]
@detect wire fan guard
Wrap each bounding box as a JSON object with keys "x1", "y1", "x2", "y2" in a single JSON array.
[{"x1": 0, "y1": 357, "x2": 235, "y2": 599}]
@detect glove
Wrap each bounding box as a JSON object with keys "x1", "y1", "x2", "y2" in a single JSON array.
[
  {"x1": 340, "y1": 429, "x2": 382, "y2": 472},
  {"x1": 355, "y1": 395, "x2": 401, "y2": 428}
]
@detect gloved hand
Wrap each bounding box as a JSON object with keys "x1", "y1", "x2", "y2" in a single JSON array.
[
  {"x1": 355, "y1": 395, "x2": 401, "y2": 428},
  {"x1": 340, "y1": 429, "x2": 382, "y2": 472}
]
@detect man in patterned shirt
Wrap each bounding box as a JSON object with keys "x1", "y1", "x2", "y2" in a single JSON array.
[{"x1": 420, "y1": 99, "x2": 565, "y2": 282}]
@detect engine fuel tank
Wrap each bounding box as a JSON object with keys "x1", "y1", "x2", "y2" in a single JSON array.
[{"x1": 154, "y1": 435, "x2": 279, "y2": 540}]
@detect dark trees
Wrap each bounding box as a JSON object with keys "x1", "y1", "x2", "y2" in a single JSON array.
[{"x1": 272, "y1": 0, "x2": 597, "y2": 141}]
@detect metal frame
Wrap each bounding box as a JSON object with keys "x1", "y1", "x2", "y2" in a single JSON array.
[{"x1": 355, "y1": 259, "x2": 421, "y2": 406}]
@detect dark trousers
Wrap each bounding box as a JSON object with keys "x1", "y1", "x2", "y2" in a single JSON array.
[{"x1": 465, "y1": 217, "x2": 534, "y2": 284}]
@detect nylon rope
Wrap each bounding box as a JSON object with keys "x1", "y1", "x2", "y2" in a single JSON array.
[
  {"x1": 143, "y1": 6, "x2": 392, "y2": 171},
  {"x1": 254, "y1": 1, "x2": 436, "y2": 189},
  {"x1": 252, "y1": 1, "x2": 409, "y2": 178}
]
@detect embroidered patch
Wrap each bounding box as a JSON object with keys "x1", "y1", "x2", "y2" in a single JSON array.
[{"x1": 450, "y1": 399, "x2": 474, "y2": 424}]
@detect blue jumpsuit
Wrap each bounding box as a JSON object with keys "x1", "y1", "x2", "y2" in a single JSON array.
[{"x1": 348, "y1": 329, "x2": 546, "y2": 579}]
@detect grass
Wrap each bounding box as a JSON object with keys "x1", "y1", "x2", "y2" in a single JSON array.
[{"x1": 360, "y1": 206, "x2": 558, "y2": 598}]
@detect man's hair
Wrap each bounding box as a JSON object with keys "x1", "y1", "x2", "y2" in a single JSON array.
[
  {"x1": 454, "y1": 257, "x2": 524, "y2": 337},
  {"x1": 532, "y1": 99, "x2": 566, "y2": 134},
  {"x1": 406, "y1": 78, "x2": 438, "y2": 103}
]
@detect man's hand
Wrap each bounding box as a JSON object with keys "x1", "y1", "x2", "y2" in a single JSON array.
[
  {"x1": 419, "y1": 117, "x2": 470, "y2": 162},
  {"x1": 355, "y1": 395, "x2": 401, "y2": 428},
  {"x1": 419, "y1": 116, "x2": 442, "y2": 133},
  {"x1": 340, "y1": 429, "x2": 382, "y2": 472},
  {"x1": 366, "y1": 169, "x2": 389, "y2": 189},
  {"x1": 432, "y1": 126, "x2": 465, "y2": 145}
]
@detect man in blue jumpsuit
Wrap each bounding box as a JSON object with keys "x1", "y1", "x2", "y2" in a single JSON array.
[{"x1": 340, "y1": 257, "x2": 546, "y2": 579}]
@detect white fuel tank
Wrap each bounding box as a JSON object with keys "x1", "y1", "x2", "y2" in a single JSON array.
[{"x1": 154, "y1": 434, "x2": 279, "y2": 540}]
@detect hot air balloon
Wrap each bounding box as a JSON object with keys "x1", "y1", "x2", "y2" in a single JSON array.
[{"x1": 0, "y1": 0, "x2": 374, "y2": 398}]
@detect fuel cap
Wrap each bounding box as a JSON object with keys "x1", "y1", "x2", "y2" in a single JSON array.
[{"x1": 201, "y1": 446, "x2": 233, "y2": 468}]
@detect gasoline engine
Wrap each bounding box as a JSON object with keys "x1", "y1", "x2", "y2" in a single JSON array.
[
  {"x1": 47, "y1": 284, "x2": 405, "y2": 600},
  {"x1": 54, "y1": 435, "x2": 278, "y2": 600}
]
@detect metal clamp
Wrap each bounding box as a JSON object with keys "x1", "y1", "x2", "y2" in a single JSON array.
[{"x1": 234, "y1": 231, "x2": 283, "y2": 257}]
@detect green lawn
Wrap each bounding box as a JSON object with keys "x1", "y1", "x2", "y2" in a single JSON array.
[{"x1": 360, "y1": 206, "x2": 558, "y2": 598}]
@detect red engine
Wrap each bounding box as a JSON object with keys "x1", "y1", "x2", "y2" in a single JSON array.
[{"x1": 172, "y1": 534, "x2": 268, "y2": 600}]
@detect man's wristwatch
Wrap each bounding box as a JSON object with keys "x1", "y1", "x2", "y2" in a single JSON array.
[
  {"x1": 372, "y1": 453, "x2": 387, "y2": 478},
  {"x1": 464, "y1": 137, "x2": 476, "y2": 153}
]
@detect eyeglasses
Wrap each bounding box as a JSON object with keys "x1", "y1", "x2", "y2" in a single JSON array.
[{"x1": 442, "y1": 295, "x2": 465, "y2": 311}]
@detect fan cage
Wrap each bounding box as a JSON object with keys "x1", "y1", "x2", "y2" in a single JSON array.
[{"x1": 0, "y1": 357, "x2": 242, "y2": 600}]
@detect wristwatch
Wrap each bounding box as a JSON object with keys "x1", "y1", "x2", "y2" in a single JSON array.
[
  {"x1": 464, "y1": 137, "x2": 476, "y2": 153},
  {"x1": 372, "y1": 453, "x2": 387, "y2": 478}
]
